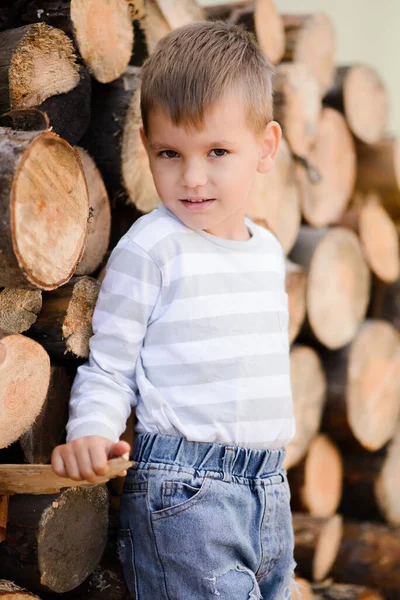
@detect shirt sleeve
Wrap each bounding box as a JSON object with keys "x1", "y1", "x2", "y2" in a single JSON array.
[{"x1": 66, "y1": 236, "x2": 162, "y2": 443}]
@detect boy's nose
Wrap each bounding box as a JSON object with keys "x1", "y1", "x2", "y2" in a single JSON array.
[{"x1": 181, "y1": 161, "x2": 208, "y2": 189}]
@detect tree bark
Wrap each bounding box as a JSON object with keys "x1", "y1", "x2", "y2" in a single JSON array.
[{"x1": 0, "y1": 288, "x2": 42, "y2": 334}]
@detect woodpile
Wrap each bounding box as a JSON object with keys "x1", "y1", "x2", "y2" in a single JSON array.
[{"x1": 0, "y1": 1, "x2": 399, "y2": 599}]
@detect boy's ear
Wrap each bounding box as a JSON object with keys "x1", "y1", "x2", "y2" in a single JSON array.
[
  {"x1": 257, "y1": 121, "x2": 282, "y2": 174},
  {"x1": 139, "y1": 126, "x2": 149, "y2": 155}
]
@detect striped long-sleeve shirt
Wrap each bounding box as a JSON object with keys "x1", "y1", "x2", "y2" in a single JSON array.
[{"x1": 66, "y1": 204, "x2": 295, "y2": 450}]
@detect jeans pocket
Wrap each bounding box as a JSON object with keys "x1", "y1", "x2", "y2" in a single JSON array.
[
  {"x1": 117, "y1": 528, "x2": 137, "y2": 599},
  {"x1": 151, "y1": 474, "x2": 212, "y2": 520}
]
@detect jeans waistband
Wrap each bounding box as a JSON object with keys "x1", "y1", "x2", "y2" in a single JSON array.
[{"x1": 133, "y1": 432, "x2": 286, "y2": 480}]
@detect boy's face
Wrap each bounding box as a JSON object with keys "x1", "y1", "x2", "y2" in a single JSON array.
[{"x1": 141, "y1": 92, "x2": 281, "y2": 240}]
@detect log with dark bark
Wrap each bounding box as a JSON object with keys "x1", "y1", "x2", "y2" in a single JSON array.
[
  {"x1": 332, "y1": 520, "x2": 400, "y2": 600},
  {"x1": 74, "y1": 148, "x2": 111, "y2": 276},
  {"x1": 285, "y1": 261, "x2": 307, "y2": 344},
  {"x1": 26, "y1": 276, "x2": 100, "y2": 360},
  {"x1": 324, "y1": 65, "x2": 387, "y2": 145},
  {"x1": 0, "y1": 496, "x2": 9, "y2": 544},
  {"x1": 356, "y1": 137, "x2": 400, "y2": 219},
  {"x1": 284, "y1": 346, "x2": 326, "y2": 470},
  {"x1": 296, "y1": 108, "x2": 356, "y2": 227},
  {"x1": 282, "y1": 13, "x2": 335, "y2": 95},
  {"x1": 13, "y1": 1, "x2": 135, "y2": 83},
  {"x1": 289, "y1": 434, "x2": 342, "y2": 518},
  {"x1": 82, "y1": 66, "x2": 141, "y2": 206},
  {"x1": 0, "y1": 128, "x2": 89, "y2": 290},
  {"x1": 247, "y1": 138, "x2": 301, "y2": 254},
  {"x1": 370, "y1": 276, "x2": 400, "y2": 329},
  {"x1": 293, "y1": 512, "x2": 343, "y2": 582},
  {"x1": 0, "y1": 486, "x2": 109, "y2": 594},
  {"x1": 0, "y1": 108, "x2": 49, "y2": 131},
  {"x1": 289, "y1": 227, "x2": 370, "y2": 349},
  {"x1": 0, "y1": 288, "x2": 42, "y2": 333},
  {"x1": 338, "y1": 192, "x2": 400, "y2": 284},
  {"x1": 206, "y1": 0, "x2": 284, "y2": 64},
  {"x1": 19, "y1": 365, "x2": 73, "y2": 463},
  {"x1": 0, "y1": 334, "x2": 50, "y2": 449},
  {"x1": 273, "y1": 62, "x2": 321, "y2": 158},
  {"x1": 0, "y1": 23, "x2": 79, "y2": 113},
  {"x1": 321, "y1": 320, "x2": 400, "y2": 451},
  {"x1": 312, "y1": 582, "x2": 384, "y2": 600}
]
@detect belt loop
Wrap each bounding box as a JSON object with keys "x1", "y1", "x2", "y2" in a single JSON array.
[{"x1": 222, "y1": 447, "x2": 235, "y2": 482}]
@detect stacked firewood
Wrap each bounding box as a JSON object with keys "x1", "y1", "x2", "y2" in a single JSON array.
[{"x1": 0, "y1": 1, "x2": 399, "y2": 599}]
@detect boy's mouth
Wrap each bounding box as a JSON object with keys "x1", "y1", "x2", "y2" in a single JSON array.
[{"x1": 179, "y1": 197, "x2": 216, "y2": 211}]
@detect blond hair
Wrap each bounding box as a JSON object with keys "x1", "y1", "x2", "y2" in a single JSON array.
[{"x1": 140, "y1": 21, "x2": 275, "y2": 137}]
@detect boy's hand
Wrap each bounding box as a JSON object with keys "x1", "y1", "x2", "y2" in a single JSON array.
[{"x1": 51, "y1": 436, "x2": 131, "y2": 483}]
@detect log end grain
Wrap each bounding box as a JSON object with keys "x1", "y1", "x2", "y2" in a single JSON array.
[
  {"x1": 71, "y1": 0, "x2": 134, "y2": 83},
  {"x1": 254, "y1": 0, "x2": 285, "y2": 64},
  {"x1": 285, "y1": 261, "x2": 307, "y2": 344},
  {"x1": 0, "y1": 335, "x2": 50, "y2": 449},
  {"x1": 0, "y1": 288, "x2": 42, "y2": 334}
]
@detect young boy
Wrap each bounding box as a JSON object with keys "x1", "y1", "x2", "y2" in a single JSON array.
[{"x1": 52, "y1": 21, "x2": 296, "y2": 600}]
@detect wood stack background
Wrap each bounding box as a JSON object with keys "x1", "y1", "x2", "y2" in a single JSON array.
[{"x1": 0, "y1": 0, "x2": 399, "y2": 598}]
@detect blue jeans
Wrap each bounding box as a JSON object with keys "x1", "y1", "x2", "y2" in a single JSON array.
[{"x1": 118, "y1": 432, "x2": 295, "y2": 599}]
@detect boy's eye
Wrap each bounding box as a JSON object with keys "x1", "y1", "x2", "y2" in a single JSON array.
[
  {"x1": 210, "y1": 148, "x2": 228, "y2": 157},
  {"x1": 160, "y1": 150, "x2": 179, "y2": 158}
]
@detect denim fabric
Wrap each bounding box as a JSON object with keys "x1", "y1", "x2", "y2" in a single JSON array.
[{"x1": 118, "y1": 432, "x2": 295, "y2": 600}]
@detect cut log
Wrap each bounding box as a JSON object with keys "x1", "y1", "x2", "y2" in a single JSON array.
[
  {"x1": 370, "y1": 277, "x2": 400, "y2": 329},
  {"x1": 0, "y1": 496, "x2": 9, "y2": 544},
  {"x1": 19, "y1": 365, "x2": 72, "y2": 464},
  {"x1": 26, "y1": 276, "x2": 100, "y2": 360},
  {"x1": 296, "y1": 108, "x2": 356, "y2": 227},
  {"x1": 70, "y1": 0, "x2": 133, "y2": 83},
  {"x1": 0, "y1": 23, "x2": 79, "y2": 113},
  {"x1": 155, "y1": 0, "x2": 204, "y2": 29},
  {"x1": 338, "y1": 192, "x2": 400, "y2": 283},
  {"x1": 142, "y1": 0, "x2": 171, "y2": 55},
  {"x1": 0, "y1": 580, "x2": 41, "y2": 599},
  {"x1": 0, "y1": 128, "x2": 89, "y2": 290},
  {"x1": 289, "y1": 434, "x2": 343, "y2": 518},
  {"x1": 0, "y1": 334, "x2": 50, "y2": 449},
  {"x1": 284, "y1": 346, "x2": 326, "y2": 469},
  {"x1": 122, "y1": 85, "x2": 160, "y2": 212},
  {"x1": 289, "y1": 227, "x2": 370, "y2": 349},
  {"x1": 74, "y1": 148, "x2": 111, "y2": 276},
  {"x1": 0, "y1": 288, "x2": 42, "y2": 334},
  {"x1": 82, "y1": 65, "x2": 141, "y2": 206},
  {"x1": 0, "y1": 458, "x2": 133, "y2": 495},
  {"x1": 312, "y1": 582, "x2": 384, "y2": 600},
  {"x1": 38, "y1": 65, "x2": 91, "y2": 145},
  {"x1": 273, "y1": 62, "x2": 321, "y2": 158},
  {"x1": 356, "y1": 137, "x2": 400, "y2": 219},
  {"x1": 324, "y1": 65, "x2": 387, "y2": 145},
  {"x1": 332, "y1": 520, "x2": 400, "y2": 600},
  {"x1": 285, "y1": 261, "x2": 307, "y2": 344},
  {"x1": 0, "y1": 486, "x2": 109, "y2": 594},
  {"x1": 247, "y1": 137, "x2": 301, "y2": 254},
  {"x1": 293, "y1": 513, "x2": 343, "y2": 582},
  {"x1": 321, "y1": 320, "x2": 400, "y2": 451},
  {"x1": 208, "y1": 0, "x2": 285, "y2": 64},
  {"x1": 282, "y1": 13, "x2": 335, "y2": 95},
  {"x1": 0, "y1": 108, "x2": 49, "y2": 131}
]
